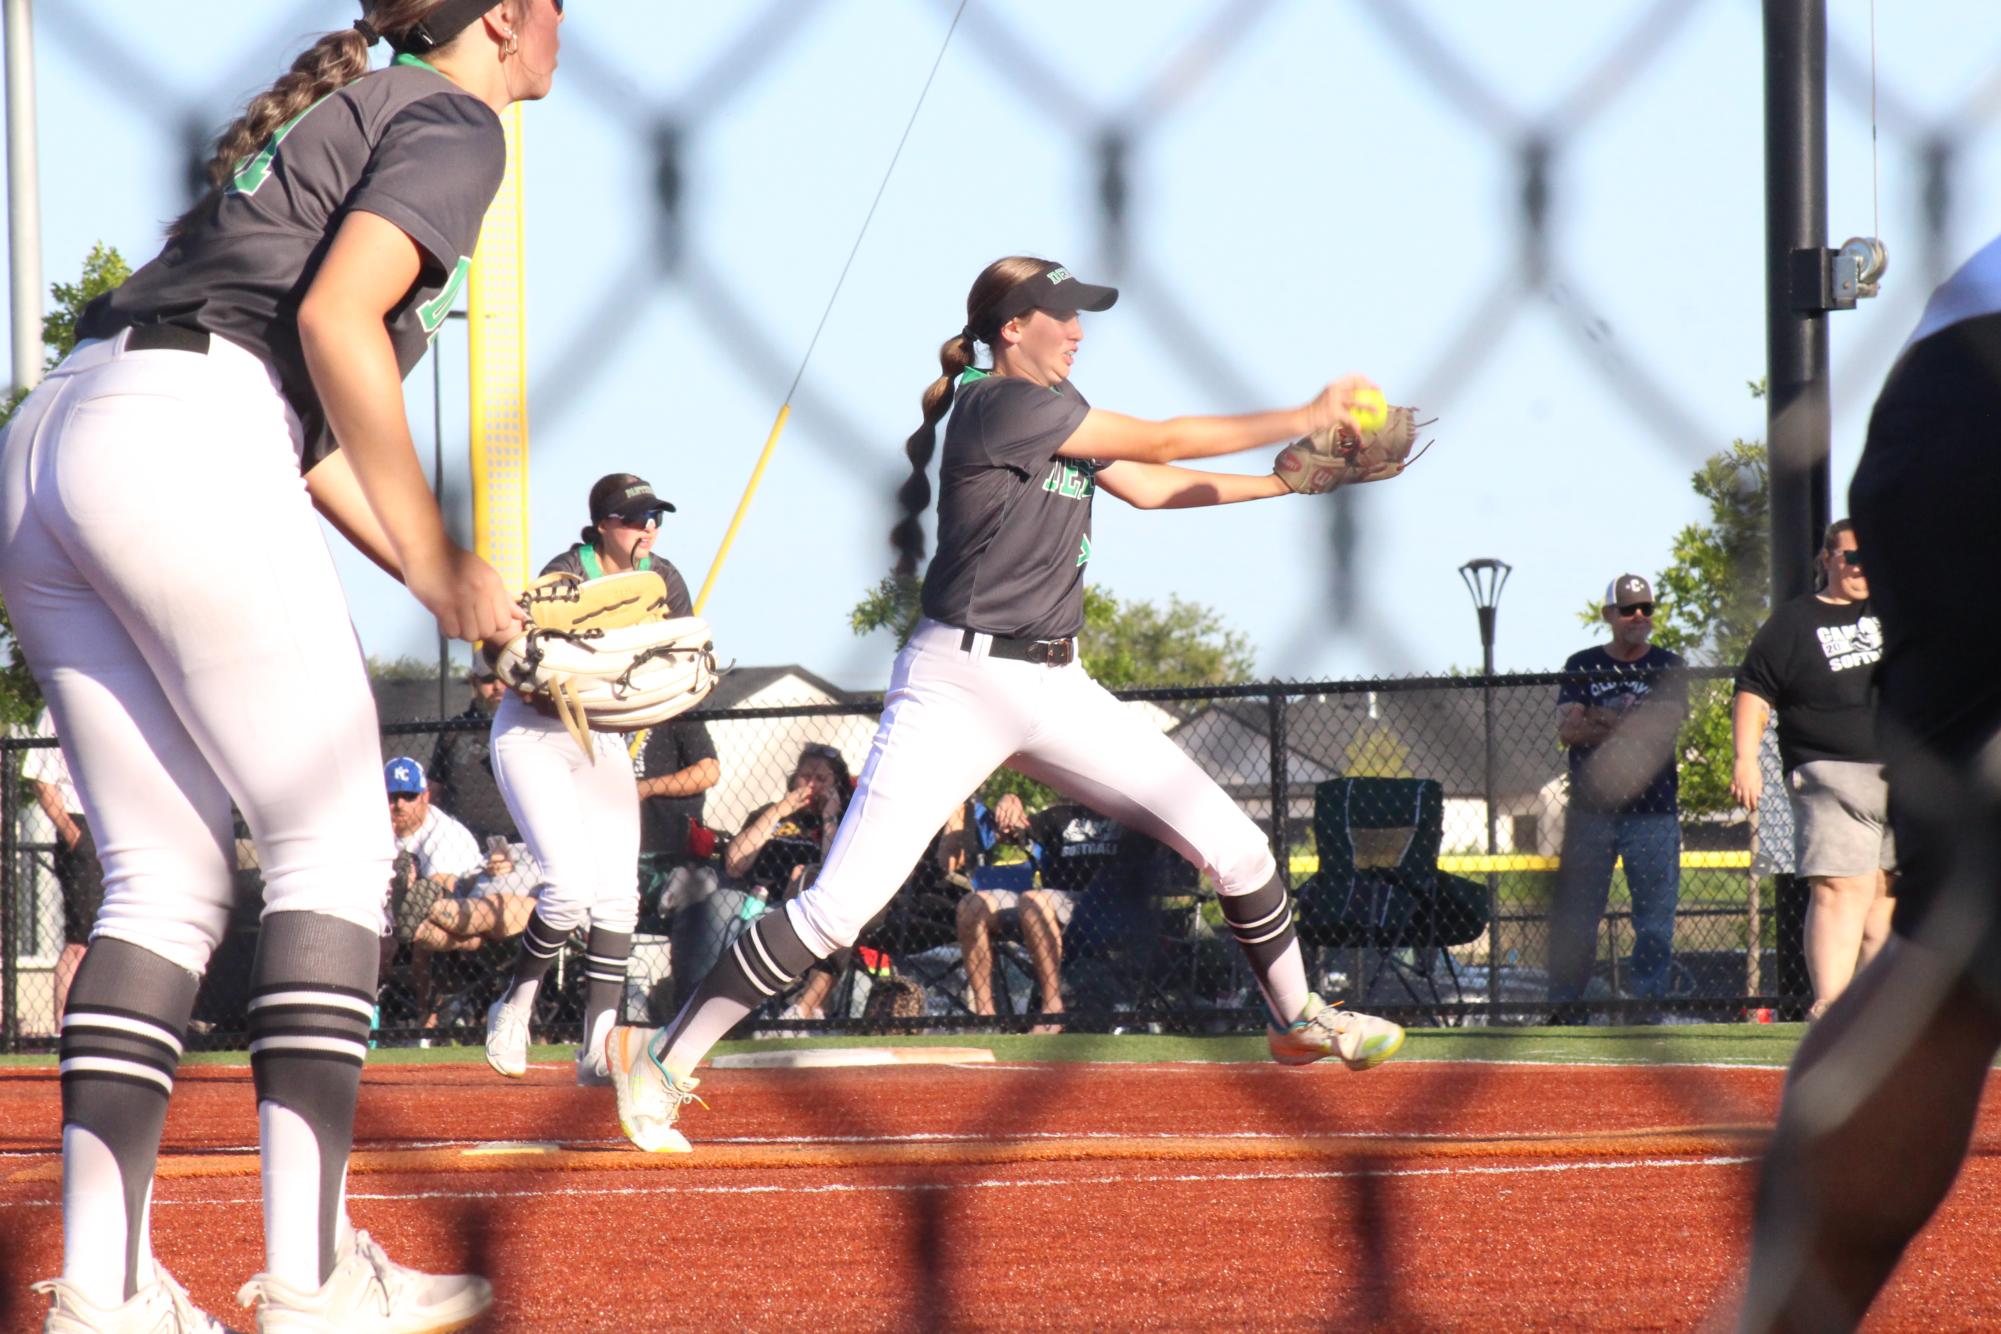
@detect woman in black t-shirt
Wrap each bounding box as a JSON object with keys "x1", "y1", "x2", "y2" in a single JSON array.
[
  {"x1": 722, "y1": 744, "x2": 854, "y2": 1019},
  {"x1": 2, "y1": 6, "x2": 562, "y2": 1326},
  {"x1": 1731, "y1": 519, "x2": 1894, "y2": 1019}
]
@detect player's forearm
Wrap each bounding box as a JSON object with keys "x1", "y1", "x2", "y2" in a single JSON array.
[
  {"x1": 300, "y1": 309, "x2": 452, "y2": 577},
  {"x1": 1156, "y1": 408, "x2": 1311, "y2": 464},
  {"x1": 304, "y1": 448, "x2": 404, "y2": 581},
  {"x1": 1110, "y1": 463, "x2": 1290, "y2": 510},
  {"x1": 1730, "y1": 692, "x2": 1769, "y2": 761},
  {"x1": 639, "y1": 758, "x2": 720, "y2": 800}
]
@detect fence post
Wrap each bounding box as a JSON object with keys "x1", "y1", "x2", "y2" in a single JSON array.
[
  {"x1": 2, "y1": 737, "x2": 18, "y2": 1053},
  {"x1": 1483, "y1": 670, "x2": 1501, "y2": 1025},
  {"x1": 1265, "y1": 690, "x2": 1288, "y2": 883}
]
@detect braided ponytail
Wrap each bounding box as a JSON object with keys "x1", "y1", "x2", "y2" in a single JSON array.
[
  {"x1": 890, "y1": 331, "x2": 977, "y2": 577},
  {"x1": 889, "y1": 254, "x2": 1057, "y2": 577},
  {"x1": 167, "y1": 1, "x2": 461, "y2": 241}
]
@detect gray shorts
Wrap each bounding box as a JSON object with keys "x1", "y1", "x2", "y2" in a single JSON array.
[{"x1": 1789, "y1": 760, "x2": 1896, "y2": 879}]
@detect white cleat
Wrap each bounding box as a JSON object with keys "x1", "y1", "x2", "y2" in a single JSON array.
[
  {"x1": 483, "y1": 999, "x2": 529, "y2": 1079},
  {"x1": 605, "y1": 1025, "x2": 700, "y2": 1153},
  {"x1": 574, "y1": 1042, "x2": 612, "y2": 1087},
  {"x1": 35, "y1": 1267, "x2": 237, "y2": 1333},
  {"x1": 1267, "y1": 992, "x2": 1406, "y2": 1070},
  {"x1": 236, "y1": 1228, "x2": 490, "y2": 1333}
]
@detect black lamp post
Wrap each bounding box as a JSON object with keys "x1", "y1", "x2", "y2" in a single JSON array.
[{"x1": 1459, "y1": 558, "x2": 1511, "y2": 1018}]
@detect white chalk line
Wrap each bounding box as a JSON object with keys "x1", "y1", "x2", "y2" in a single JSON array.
[
  {"x1": 0, "y1": 1153, "x2": 1757, "y2": 1211},
  {"x1": 1, "y1": 1121, "x2": 1765, "y2": 1163}
]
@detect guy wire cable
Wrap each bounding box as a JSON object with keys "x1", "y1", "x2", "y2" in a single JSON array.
[{"x1": 693, "y1": 0, "x2": 973, "y2": 615}]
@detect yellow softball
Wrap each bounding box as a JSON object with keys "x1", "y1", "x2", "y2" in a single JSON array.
[{"x1": 1350, "y1": 387, "x2": 1388, "y2": 433}]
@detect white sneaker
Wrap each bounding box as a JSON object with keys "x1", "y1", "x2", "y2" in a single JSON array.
[
  {"x1": 484, "y1": 1000, "x2": 529, "y2": 1079},
  {"x1": 235, "y1": 1229, "x2": 490, "y2": 1333},
  {"x1": 1267, "y1": 993, "x2": 1406, "y2": 1070},
  {"x1": 35, "y1": 1267, "x2": 237, "y2": 1333},
  {"x1": 605, "y1": 1025, "x2": 701, "y2": 1153}
]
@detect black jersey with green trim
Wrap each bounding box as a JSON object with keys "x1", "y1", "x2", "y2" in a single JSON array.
[
  {"x1": 77, "y1": 58, "x2": 505, "y2": 469},
  {"x1": 920, "y1": 369, "x2": 1099, "y2": 640}
]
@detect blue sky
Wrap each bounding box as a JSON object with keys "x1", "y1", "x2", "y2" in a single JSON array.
[{"x1": 12, "y1": 1, "x2": 2001, "y2": 690}]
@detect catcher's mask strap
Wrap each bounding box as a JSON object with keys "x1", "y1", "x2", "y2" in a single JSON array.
[
  {"x1": 988, "y1": 262, "x2": 1118, "y2": 331},
  {"x1": 388, "y1": 0, "x2": 499, "y2": 55}
]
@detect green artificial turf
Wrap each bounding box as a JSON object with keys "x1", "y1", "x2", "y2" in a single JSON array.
[{"x1": 0, "y1": 1024, "x2": 1811, "y2": 1069}]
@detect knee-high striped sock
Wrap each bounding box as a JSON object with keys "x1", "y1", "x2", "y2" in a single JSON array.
[
  {"x1": 1219, "y1": 872, "x2": 1310, "y2": 1025},
  {"x1": 498, "y1": 910, "x2": 569, "y2": 1014},
  {"x1": 59, "y1": 938, "x2": 199, "y2": 1306},
  {"x1": 247, "y1": 911, "x2": 376, "y2": 1291},
  {"x1": 657, "y1": 907, "x2": 822, "y2": 1077},
  {"x1": 581, "y1": 926, "x2": 632, "y2": 1055}
]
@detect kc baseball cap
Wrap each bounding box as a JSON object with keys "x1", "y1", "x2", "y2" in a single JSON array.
[
  {"x1": 1603, "y1": 574, "x2": 1654, "y2": 608},
  {"x1": 589, "y1": 473, "x2": 676, "y2": 525},
  {"x1": 384, "y1": 757, "x2": 427, "y2": 796},
  {"x1": 991, "y1": 261, "x2": 1120, "y2": 326}
]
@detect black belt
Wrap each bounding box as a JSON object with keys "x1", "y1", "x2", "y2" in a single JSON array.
[
  {"x1": 960, "y1": 627, "x2": 1075, "y2": 666},
  {"x1": 126, "y1": 324, "x2": 211, "y2": 355}
]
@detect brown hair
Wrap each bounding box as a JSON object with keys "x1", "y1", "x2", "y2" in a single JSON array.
[
  {"x1": 1822, "y1": 517, "x2": 1856, "y2": 551},
  {"x1": 168, "y1": 2, "x2": 476, "y2": 241},
  {"x1": 889, "y1": 255, "x2": 1057, "y2": 577}
]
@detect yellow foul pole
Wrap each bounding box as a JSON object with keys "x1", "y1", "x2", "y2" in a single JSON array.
[{"x1": 467, "y1": 103, "x2": 529, "y2": 593}]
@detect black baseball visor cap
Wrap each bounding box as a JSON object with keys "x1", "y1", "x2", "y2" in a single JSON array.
[
  {"x1": 991, "y1": 261, "x2": 1119, "y2": 326},
  {"x1": 389, "y1": 0, "x2": 502, "y2": 54},
  {"x1": 589, "y1": 474, "x2": 676, "y2": 524}
]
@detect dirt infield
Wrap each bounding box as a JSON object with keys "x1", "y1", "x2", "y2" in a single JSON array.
[{"x1": 4, "y1": 1059, "x2": 2000, "y2": 1330}]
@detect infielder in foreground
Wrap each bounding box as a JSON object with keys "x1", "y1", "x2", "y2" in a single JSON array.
[
  {"x1": 607, "y1": 254, "x2": 1420, "y2": 1152},
  {"x1": 484, "y1": 474, "x2": 693, "y2": 1084},
  {"x1": 0, "y1": 2, "x2": 563, "y2": 1329},
  {"x1": 1743, "y1": 235, "x2": 2001, "y2": 1328}
]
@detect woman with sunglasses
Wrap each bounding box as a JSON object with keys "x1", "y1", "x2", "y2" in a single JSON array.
[
  {"x1": 1731, "y1": 519, "x2": 1893, "y2": 1020},
  {"x1": 2, "y1": 3, "x2": 563, "y2": 1328},
  {"x1": 607, "y1": 255, "x2": 1408, "y2": 1153},
  {"x1": 718, "y1": 742, "x2": 855, "y2": 1020},
  {"x1": 483, "y1": 474, "x2": 694, "y2": 1087}
]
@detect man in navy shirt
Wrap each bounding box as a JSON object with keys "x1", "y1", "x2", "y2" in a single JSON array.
[{"x1": 1548, "y1": 574, "x2": 1689, "y2": 1020}]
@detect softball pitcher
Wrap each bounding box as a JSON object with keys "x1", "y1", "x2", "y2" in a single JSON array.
[
  {"x1": 0, "y1": 3, "x2": 563, "y2": 1329},
  {"x1": 483, "y1": 474, "x2": 692, "y2": 1085},
  {"x1": 608, "y1": 254, "x2": 1407, "y2": 1153}
]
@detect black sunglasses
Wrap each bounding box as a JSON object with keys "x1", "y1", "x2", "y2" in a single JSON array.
[
  {"x1": 1839, "y1": 549, "x2": 1863, "y2": 567},
  {"x1": 387, "y1": 791, "x2": 423, "y2": 804},
  {"x1": 606, "y1": 508, "x2": 669, "y2": 529},
  {"x1": 552, "y1": 0, "x2": 564, "y2": 12},
  {"x1": 801, "y1": 743, "x2": 842, "y2": 763},
  {"x1": 1614, "y1": 602, "x2": 1655, "y2": 618}
]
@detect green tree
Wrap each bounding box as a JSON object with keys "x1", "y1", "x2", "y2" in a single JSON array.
[
  {"x1": 1577, "y1": 389, "x2": 1770, "y2": 817},
  {"x1": 0, "y1": 244, "x2": 134, "y2": 727},
  {"x1": 850, "y1": 573, "x2": 1256, "y2": 806}
]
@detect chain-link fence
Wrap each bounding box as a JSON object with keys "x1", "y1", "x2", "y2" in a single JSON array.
[{"x1": 1, "y1": 663, "x2": 1815, "y2": 1053}]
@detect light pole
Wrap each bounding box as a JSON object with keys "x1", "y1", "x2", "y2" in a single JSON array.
[{"x1": 1459, "y1": 558, "x2": 1511, "y2": 1020}]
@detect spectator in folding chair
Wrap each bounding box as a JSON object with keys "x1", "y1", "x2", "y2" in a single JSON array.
[
  {"x1": 721, "y1": 742, "x2": 851, "y2": 1020},
  {"x1": 407, "y1": 837, "x2": 542, "y2": 1032},
  {"x1": 385, "y1": 755, "x2": 484, "y2": 918},
  {"x1": 959, "y1": 801, "x2": 1160, "y2": 1032}
]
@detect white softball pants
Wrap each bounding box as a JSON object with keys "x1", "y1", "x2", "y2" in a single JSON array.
[
  {"x1": 786, "y1": 617, "x2": 1277, "y2": 957},
  {"x1": 491, "y1": 693, "x2": 640, "y2": 934},
  {"x1": 0, "y1": 332, "x2": 393, "y2": 975}
]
